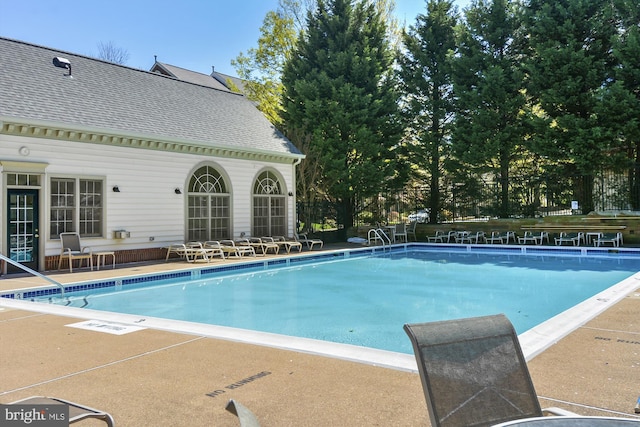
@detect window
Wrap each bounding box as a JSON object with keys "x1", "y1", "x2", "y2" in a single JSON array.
[
  {"x1": 253, "y1": 170, "x2": 286, "y2": 237},
  {"x1": 7, "y1": 173, "x2": 40, "y2": 187},
  {"x1": 50, "y1": 178, "x2": 103, "y2": 238},
  {"x1": 187, "y1": 165, "x2": 230, "y2": 241}
]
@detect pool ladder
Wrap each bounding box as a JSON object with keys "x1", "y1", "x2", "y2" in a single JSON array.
[{"x1": 368, "y1": 228, "x2": 392, "y2": 247}]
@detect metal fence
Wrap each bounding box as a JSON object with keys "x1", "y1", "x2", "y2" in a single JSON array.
[{"x1": 297, "y1": 170, "x2": 640, "y2": 235}]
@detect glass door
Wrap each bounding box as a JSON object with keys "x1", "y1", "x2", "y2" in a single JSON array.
[{"x1": 7, "y1": 189, "x2": 39, "y2": 272}]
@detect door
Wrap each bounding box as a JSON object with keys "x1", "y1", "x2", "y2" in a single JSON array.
[{"x1": 7, "y1": 189, "x2": 39, "y2": 272}]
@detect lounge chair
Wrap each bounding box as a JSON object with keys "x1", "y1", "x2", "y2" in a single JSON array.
[
  {"x1": 447, "y1": 230, "x2": 467, "y2": 243},
  {"x1": 294, "y1": 232, "x2": 324, "y2": 250},
  {"x1": 225, "y1": 399, "x2": 260, "y2": 427},
  {"x1": 58, "y1": 232, "x2": 93, "y2": 272},
  {"x1": 9, "y1": 396, "x2": 114, "y2": 426},
  {"x1": 518, "y1": 231, "x2": 549, "y2": 245},
  {"x1": 165, "y1": 243, "x2": 190, "y2": 261},
  {"x1": 594, "y1": 232, "x2": 623, "y2": 247},
  {"x1": 457, "y1": 231, "x2": 485, "y2": 244},
  {"x1": 241, "y1": 237, "x2": 279, "y2": 255},
  {"x1": 271, "y1": 236, "x2": 303, "y2": 253},
  {"x1": 234, "y1": 238, "x2": 259, "y2": 254},
  {"x1": 217, "y1": 240, "x2": 256, "y2": 257},
  {"x1": 454, "y1": 231, "x2": 468, "y2": 243},
  {"x1": 165, "y1": 242, "x2": 224, "y2": 262},
  {"x1": 404, "y1": 314, "x2": 575, "y2": 427},
  {"x1": 190, "y1": 241, "x2": 225, "y2": 262},
  {"x1": 427, "y1": 230, "x2": 446, "y2": 243},
  {"x1": 486, "y1": 231, "x2": 516, "y2": 244},
  {"x1": 554, "y1": 232, "x2": 584, "y2": 246},
  {"x1": 203, "y1": 240, "x2": 246, "y2": 259}
]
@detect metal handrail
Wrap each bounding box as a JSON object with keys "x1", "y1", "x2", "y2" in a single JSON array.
[
  {"x1": 0, "y1": 254, "x2": 65, "y2": 297},
  {"x1": 368, "y1": 228, "x2": 392, "y2": 246}
]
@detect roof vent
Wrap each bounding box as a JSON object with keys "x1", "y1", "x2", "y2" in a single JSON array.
[{"x1": 52, "y1": 56, "x2": 72, "y2": 77}]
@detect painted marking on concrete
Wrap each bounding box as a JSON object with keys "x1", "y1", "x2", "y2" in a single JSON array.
[
  {"x1": 595, "y1": 336, "x2": 640, "y2": 346},
  {"x1": 206, "y1": 371, "x2": 272, "y2": 398},
  {"x1": 66, "y1": 319, "x2": 146, "y2": 335}
]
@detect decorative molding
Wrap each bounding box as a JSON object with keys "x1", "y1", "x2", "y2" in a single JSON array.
[
  {"x1": 0, "y1": 160, "x2": 49, "y2": 173},
  {"x1": 1, "y1": 121, "x2": 302, "y2": 165}
]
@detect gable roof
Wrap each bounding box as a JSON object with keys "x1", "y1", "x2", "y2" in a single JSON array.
[
  {"x1": 0, "y1": 37, "x2": 302, "y2": 160},
  {"x1": 211, "y1": 69, "x2": 247, "y2": 93},
  {"x1": 150, "y1": 61, "x2": 231, "y2": 91},
  {"x1": 151, "y1": 61, "x2": 248, "y2": 97}
]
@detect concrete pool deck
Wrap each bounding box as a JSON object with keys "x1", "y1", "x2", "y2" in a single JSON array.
[{"x1": 1, "y1": 247, "x2": 640, "y2": 426}]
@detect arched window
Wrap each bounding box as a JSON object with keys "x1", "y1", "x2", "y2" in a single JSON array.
[
  {"x1": 187, "y1": 165, "x2": 230, "y2": 241},
  {"x1": 253, "y1": 170, "x2": 286, "y2": 237}
]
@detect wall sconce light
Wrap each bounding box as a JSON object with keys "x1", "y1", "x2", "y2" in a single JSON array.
[
  {"x1": 288, "y1": 191, "x2": 294, "y2": 197},
  {"x1": 174, "y1": 188, "x2": 182, "y2": 194},
  {"x1": 112, "y1": 185, "x2": 120, "y2": 193}
]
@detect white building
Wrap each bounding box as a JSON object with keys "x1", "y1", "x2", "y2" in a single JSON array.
[{"x1": 0, "y1": 38, "x2": 304, "y2": 273}]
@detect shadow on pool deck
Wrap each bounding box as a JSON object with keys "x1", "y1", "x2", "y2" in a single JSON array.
[{"x1": 1, "y1": 245, "x2": 640, "y2": 426}]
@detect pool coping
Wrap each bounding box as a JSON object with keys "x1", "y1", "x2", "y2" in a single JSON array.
[{"x1": 1, "y1": 242, "x2": 639, "y2": 371}]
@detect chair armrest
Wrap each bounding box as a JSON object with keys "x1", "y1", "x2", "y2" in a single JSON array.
[{"x1": 542, "y1": 407, "x2": 578, "y2": 416}]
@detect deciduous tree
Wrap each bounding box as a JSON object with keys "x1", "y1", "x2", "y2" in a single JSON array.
[{"x1": 96, "y1": 41, "x2": 129, "y2": 65}]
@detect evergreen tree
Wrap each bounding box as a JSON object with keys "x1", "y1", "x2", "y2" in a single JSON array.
[
  {"x1": 600, "y1": 0, "x2": 640, "y2": 208},
  {"x1": 451, "y1": 0, "x2": 526, "y2": 218},
  {"x1": 524, "y1": 0, "x2": 619, "y2": 213},
  {"x1": 281, "y1": 0, "x2": 404, "y2": 229},
  {"x1": 398, "y1": 0, "x2": 458, "y2": 223},
  {"x1": 232, "y1": 9, "x2": 297, "y2": 125}
]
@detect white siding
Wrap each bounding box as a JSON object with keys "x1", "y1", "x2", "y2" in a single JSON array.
[{"x1": 0, "y1": 137, "x2": 297, "y2": 258}]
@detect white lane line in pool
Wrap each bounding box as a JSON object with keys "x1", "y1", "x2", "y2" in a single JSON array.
[{"x1": 0, "y1": 336, "x2": 205, "y2": 397}]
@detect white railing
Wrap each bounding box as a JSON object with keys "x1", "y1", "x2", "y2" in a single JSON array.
[
  {"x1": 0, "y1": 254, "x2": 65, "y2": 297},
  {"x1": 368, "y1": 228, "x2": 392, "y2": 247}
]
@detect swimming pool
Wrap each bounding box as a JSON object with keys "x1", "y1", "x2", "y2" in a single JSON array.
[{"x1": 19, "y1": 246, "x2": 640, "y2": 357}]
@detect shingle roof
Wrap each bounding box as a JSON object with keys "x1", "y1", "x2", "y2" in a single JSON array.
[
  {"x1": 0, "y1": 37, "x2": 302, "y2": 157},
  {"x1": 151, "y1": 62, "x2": 231, "y2": 91},
  {"x1": 212, "y1": 70, "x2": 247, "y2": 93}
]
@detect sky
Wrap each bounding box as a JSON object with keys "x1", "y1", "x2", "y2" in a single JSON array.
[{"x1": 0, "y1": 0, "x2": 471, "y2": 77}]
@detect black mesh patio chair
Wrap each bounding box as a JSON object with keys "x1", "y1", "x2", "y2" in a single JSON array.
[
  {"x1": 404, "y1": 314, "x2": 573, "y2": 427},
  {"x1": 226, "y1": 399, "x2": 261, "y2": 427}
]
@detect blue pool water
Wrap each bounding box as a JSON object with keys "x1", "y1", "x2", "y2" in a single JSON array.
[{"x1": 43, "y1": 249, "x2": 640, "y2": 355}]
